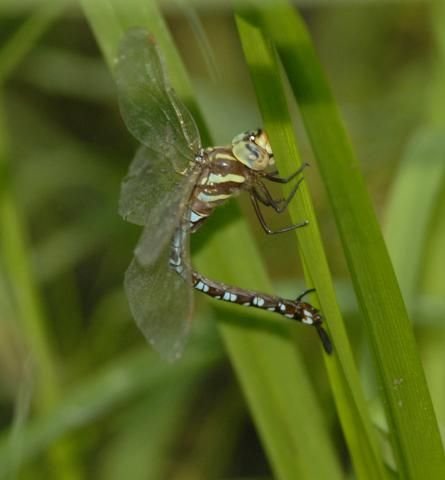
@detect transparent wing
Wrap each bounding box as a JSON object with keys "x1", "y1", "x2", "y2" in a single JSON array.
[
  {"x1": 119, "y1": 145, "x2": 199, "y2": 267},
  {"x1": 114, "y1": 28, "x2": 201, "y2": 171},
  {"x1": 124, "y1": 230, "x2": 193, "y2": 361}
]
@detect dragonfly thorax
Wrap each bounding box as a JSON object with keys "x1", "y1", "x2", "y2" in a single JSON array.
[
  {"x1": 186, "y1": 145, "x2": 254, "y2": 230},
  {"x1": 186, "y1": 130, "x2": 276, "y2": 230}
]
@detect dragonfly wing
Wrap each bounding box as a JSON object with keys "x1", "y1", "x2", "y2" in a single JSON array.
[
  {"x1": 124, "y1": 232, "x2": 193, "y2": 361},
  {"x1": 114, "y1": 28, "x2": 201, "y2": 171},
  {"x1": 119, "y1": 146, "x2": 199, "y2": 266},
  {"x1": 116, "y1": 29, "x2": 201, "y2": 358}
]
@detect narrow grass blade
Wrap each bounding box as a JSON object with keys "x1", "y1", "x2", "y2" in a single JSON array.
[
  {"x1": 384, "y1": 128, "x2": 445, "y2": 306},
  {"x1": 0, "y1": 348, "x2": 217, "y2": 478},
  {"x1": 79, "y1": 1, "x2": 342, "y2": 478},
  {"x1": 255, "y1": 1, "x2": 445, "y2": 478},
  {"x1": 0, "y1": 108, "x2": 81, "y2": 480},
  {"x1": 382, "y1": 126, "x2": 445, "y2": 473},
  {"x1": 0, "y1": 4, "x2": 83, "y2": 475},
  {"x1": 234, "y1": 12, "x2": 386, "y2": 480}
]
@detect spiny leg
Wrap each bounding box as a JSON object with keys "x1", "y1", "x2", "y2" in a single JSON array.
[
  {"x1": 250, "y1": 192, "x2": 308, "y2": 235},
  {"x1": 192, "y1": 270, "x2": 332, "y2": 354},
  {"x1": 296, "y1": 288, "x2": 316, "y2": 302},
  {"x1": 255, "y1": 176, "x2": 305, "y2": 213},
  {"x1": 265, "y1": 162, "x2": 309, "y2": 184}
]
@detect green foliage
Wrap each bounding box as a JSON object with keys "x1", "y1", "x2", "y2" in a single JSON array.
[
  {"x1": 234, "y1": 10, "x2": 385, "y2": 480},
  {"x1": 248, "y1": 2, "x2": 445, "y2": 478},
  {"x1": 0, "y1": 1, "x2": 444, "y2": 479}
]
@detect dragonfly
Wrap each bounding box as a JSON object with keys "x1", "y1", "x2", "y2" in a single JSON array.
[{"x1": 114, "y1": 28, "x2": 332, "y2": 360}]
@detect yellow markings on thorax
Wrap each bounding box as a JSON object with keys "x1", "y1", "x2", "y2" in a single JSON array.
[
  {"x1": 200, "y1": 172, "x2": 246, "y2": 185},
  {"x1": 196, "y1": 149, "x2": 247, "y2": 202},
  {"x1": 208, "y1": 173, "x2": 246, "y2": 184},
  {"x1": 212, "y1": 151, "x2": 235, "y2": 161}
]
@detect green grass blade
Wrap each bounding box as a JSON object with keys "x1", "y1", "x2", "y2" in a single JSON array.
[
  {"x1": 383, "y1": 127, "x2": 445, "y2": 473},
  {"x1": 255, "y1": 2, "x2": 445, "y2": 478},
  {"x1": 198, "y1": 221, "x2": 343, "y2": 480},
  {"x1": 0, "y1": 347, "x2": 217, "y2": 478},
  {"x1": 387, "y1": 2, "x2": 445, "y2": 441},
  {"x1": 0, "y1": 4, "x2": 83, "y2": 477},
  {"x1": 79, "y1": 1, "x2": 342, "y2": 478},
  {"x1": 0, "y1": 106, "x2": 81, "y2": 480},
  {"x1": 384, "y1": 128, "x2": 445, "y2": 306},
  {"x1": 234, "y1": 12, "x2": 386, "y2": 480},
  {"x1": 79, "y1": 0, "x2": 208, "y2": 136},
  {"x1": 0, "y1": 0, "x2": 66, "y2": 410}
]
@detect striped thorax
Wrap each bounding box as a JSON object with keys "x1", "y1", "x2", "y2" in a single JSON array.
[{"x1": 187, "y1": 129, "x2": 274, "y2": 230}]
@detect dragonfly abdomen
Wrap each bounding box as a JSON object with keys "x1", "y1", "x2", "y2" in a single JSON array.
[
  {"x1": 169, "y1": 227, "x2": 332, "y2": 353},
  {"x1": 192, "y1": 271, "x2": 318, "y2": 325},
  {"x1": 190, "y1": 270, "x2": 332, "y2": 353}
]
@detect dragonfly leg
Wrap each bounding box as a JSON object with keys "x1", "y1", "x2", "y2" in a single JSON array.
[
  {"x1": 255, "y1": 177, "x2": 305, "y2": 214},
  {"x1": 250, "y1": 192, "x2": 308, "y2": 235},
  {"x1": 265, "y1": 162, "x2": 309, "y2": 184},
  {"x1": 296, "y1": 288, "x2": 316, "y2": 302},
  {"x1": 191, "y1": 270, "x2": 332, "y2": 354}
]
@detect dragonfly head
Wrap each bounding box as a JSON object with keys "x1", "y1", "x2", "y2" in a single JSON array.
[{"x1": 231, "y1": 129, "x2": 275, "y2": 171}]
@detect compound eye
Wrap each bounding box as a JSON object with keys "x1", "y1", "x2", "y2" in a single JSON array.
[{"x1": 232, "y1": 141, "x2": 270, "y2": 170}]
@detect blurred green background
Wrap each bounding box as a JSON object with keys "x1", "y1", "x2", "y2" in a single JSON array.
[{"x1": 0, "y1": 1, "x2": 444, "y2": 479}]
